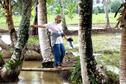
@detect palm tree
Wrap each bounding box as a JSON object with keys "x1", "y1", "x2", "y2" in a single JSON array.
[
  {"x1": 31, "y1": 0, "x2": 38, "y2": 35},
  {"x1": 118, "y1": 2, "x2": 126, "y2": 84},
  {"x1": 59, "y1": 0, "x2": 68, "y2": 33},
  {"x1": 103, "y1": 0, "x2": 111, "y2": 28},
  {"x1": 78, "y1": 0, "x2": 98, "y2": 83},
  {"x1": 0, "y1": 0, "x2": 17, "y2": 47},
  {"x1": 0, "y1": 0, "x2": 32, "y2": 81},
  {"x1": 38, "y1": 0, "x2": 53, "y2": 67}
]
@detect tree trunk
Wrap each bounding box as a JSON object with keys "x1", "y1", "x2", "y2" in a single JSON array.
[
  {"x1": 103, "y1": 0, "x2": 111, "y2": 28},
  {"x1": 59, "y1": 0, "x2": 68, "y2": 33},
  {"x1": 31, "y1": 0, "x2": 38, "y2": 35},
  {"x1": 119, "y1": 3, "x2": 126, "y2": 84},
  {"x1": 0, "y1": 0, "x2": 32, "y2": 82},
  {"x1": 38, "y1": 0, "x2": 53, "y2": 66},
  {"x1": 78, "y1": 0, "x2": 98, "y2": 83},
  {"x1": 120, "y1": 27, "x2": 126, "y2": 84},
  {"x1": 3, "y1": 0, "x2": 17, "y2": 47}
]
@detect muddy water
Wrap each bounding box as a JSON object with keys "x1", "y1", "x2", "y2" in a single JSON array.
[
  {"x1": 17, "y1": 61, "x2": 69, "y2": 84},
  {"x1": 0, "y1": 34, "x2": 70, "y2": 84}
]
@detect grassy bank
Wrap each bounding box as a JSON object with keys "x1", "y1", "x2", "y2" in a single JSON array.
[
  {"x1": 28, "y1": 33, "x2": 120, "y2": 68},
  {"x1": 0, "y1": 13, "x2": 119, "y2": 30}
]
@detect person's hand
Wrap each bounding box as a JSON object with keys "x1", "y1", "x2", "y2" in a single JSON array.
[
  {"x1": 67, "y1": 37, "x2": 74, "y2": 48},
  {"x1": 67, "y1": 37, "x2": 73, "y2": 42}
]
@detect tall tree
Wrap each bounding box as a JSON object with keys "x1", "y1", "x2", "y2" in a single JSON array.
[
  {"x1": 116, "y1": 2, "x2": 126, "y2": 84},
  {"x1": 38, "y1": 0, "x2": 53, "y2": 66},
  {"x1": 0, "y1": 0, "x2": 32, "y2": 81},
  {"x1": 0, "y1": 0, "x2": 17, "y2": 47},
  {"x1": 103, "y1": 0, "x2": 111, "y2": 28},
  {"x1": 59, "y1": 0, "x2": 68, "y2": 33},
  {"x1": 31, "y1": 0, "x2": 38, "y2": 35},
  {"x1": 78, "y1": 0, "x2": 98, "y2": 83}
]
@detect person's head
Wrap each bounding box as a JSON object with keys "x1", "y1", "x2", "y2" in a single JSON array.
[{"x1": 55, "y1": 15, "x2": 62, "y2": 24}]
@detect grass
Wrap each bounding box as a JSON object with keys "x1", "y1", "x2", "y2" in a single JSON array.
[
  {"x1": 70, "y1": 33, "x2": 120, "y2": 83},
  {"x1": 28, "y1": 33, "x2": 121, "y2": 68},
  {"x1": 92, "y1": 13, "x2": 119, "y2": 24},
  {"x1": 92, "y1": 33, "x2": 120, "y2": 53},
  {"x1": 0, "y1": 13, "x2": 119, "y2": 30},
  {"x1": 48, "y1": 13, "x2": 119, "y2": 24},
  {"x1": 67, "y1": 33, "x2": 120, "y2": 83},
  {"x1": 22, "y1": 32, "x2": 121, "y2": 83},
  {"x1": 67, "y1": 33, "x2": 120, "y2": 69}
]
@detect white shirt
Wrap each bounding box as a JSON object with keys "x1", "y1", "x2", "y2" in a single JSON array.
[{"x1": 47, "y1": 23, "x2": 63, "y2": 46}]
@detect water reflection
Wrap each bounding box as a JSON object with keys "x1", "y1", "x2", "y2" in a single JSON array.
[
  {"x1": 17, "y1": 61, "x2": 69, "y2": 84},
  {"x1": 0, "y1": 34, "x2": 69, "y2": 84}
]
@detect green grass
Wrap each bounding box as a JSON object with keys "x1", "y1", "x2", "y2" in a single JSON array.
[
  {"x1": 93, "y1": 33, "x2": 120, "y2": 68},
  {"x1": 92, "y1": 33, "x2": 120, "y2": 53},
  {"x1": 28, "y1": 35, "x2": 39, "y2": 45},
  {"x1": 92, "y1": 13, "x2": 119, "y2": 24},
  {"x1": 66, "y1": 33, "x2": 120, "y2": 68},
  {"x1": 68, "y1": 33, "x2": 120, "y2": 83},
  {"x1": 0, "y1": 13, "x2": 119, "y2": 30},
  {"x1": 28, "y1": 33, "x2": 120, "y2": 68}
]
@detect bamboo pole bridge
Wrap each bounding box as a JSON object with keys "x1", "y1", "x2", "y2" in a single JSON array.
[
  {"x1": 0, "y1": 67, "x2": 74, "y2": 72},
  {"x1": 21, "y1": 67, "x2": 74, "y2": 72}
]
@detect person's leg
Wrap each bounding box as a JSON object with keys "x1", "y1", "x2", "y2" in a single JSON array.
[
  {"x1": 52, "y1": 44, "x2": 61, "y2": 67},
  {"x1": 59, "y1": 43, "x2": 65, "y2": 64}
]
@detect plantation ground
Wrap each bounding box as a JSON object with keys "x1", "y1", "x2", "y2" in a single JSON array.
[{"x1": 0, "y1": 13, "x2": 119, "y2": 30}]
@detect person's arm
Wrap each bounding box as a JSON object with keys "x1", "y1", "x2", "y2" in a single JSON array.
[{"x1": 31, "y1": 24, "x2": 47, "y2": 28}]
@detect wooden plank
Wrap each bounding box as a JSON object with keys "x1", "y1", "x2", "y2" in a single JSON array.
[{"x1": 21, "y1": 67, "x2": 74, "y2": 72}]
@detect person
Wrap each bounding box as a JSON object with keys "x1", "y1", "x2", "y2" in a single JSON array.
[{"x1": 31, "y1": 15, "x2": 65, "y2": 68}]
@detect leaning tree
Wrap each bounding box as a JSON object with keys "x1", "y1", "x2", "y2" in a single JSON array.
[
  {"x1": 0, "y1": 0, "x2": 32, "y2": 82},
  {"x1": 0, "y1": 0, "x2": 17, "y2": 47}
]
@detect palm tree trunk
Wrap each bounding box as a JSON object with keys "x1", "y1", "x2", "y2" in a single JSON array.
[
  {"x1": 120, "y1": 27, "x2": 126, "y2": 84},
  {"x1": 31, "y1": 0, "x2": 38, "y2": 35},
  {"x1": 103, "y1": 0, "x2": 111, "y2": 28},
  {"x1": 0, "y1": 0, "x2": 32, "y2": 81},
  {"x1": 3, "y1": 0, "x2": 17, "y2": 47},
  {"x1": 59, "y1": 0, "x2": 68, "y2": 33},
  {"x1": 78, "y1": 0, "x2": 90, "y2": 84},
  {"x1": 38, "y1": 0, "x2": 53, "y2": 67},
  {"x1": 79, "y1": 0, "x2": 98, "y2": 83},
  {"x1": 119, "y1": 4, "x2": 126, "y2": 83}
]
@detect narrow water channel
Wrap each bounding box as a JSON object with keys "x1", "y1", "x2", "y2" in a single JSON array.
[
  {"x1": 17, "y1": 61, "x2": 69, "y2": 84},
  {"x1": 0, "y1": 34, "x2": 70, "y2": 84}
]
